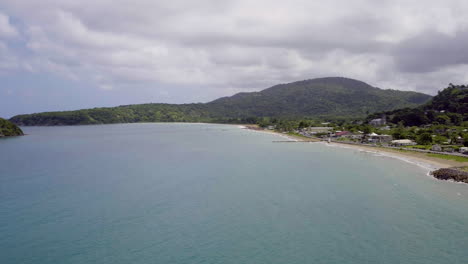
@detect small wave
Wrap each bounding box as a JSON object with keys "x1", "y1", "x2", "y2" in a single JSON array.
[
  {"x1": 323, "y1": 142, "x2": 437, "y2": 173},
  {"x1": 243, "y1": 128, "x2": 298, "y2": 141},
  {"x1": 244, "y1": 128, "x2": 438, "y2": 172}
]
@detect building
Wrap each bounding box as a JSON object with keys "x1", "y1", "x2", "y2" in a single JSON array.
[
  {"x1": 369, "y1": 115, "x2": 386, "y2": 126},
  {"x1": 431, "y1": 145, "x2": 442, "y2": 152},
  {"x1": 391, "y1": 139, "x2": 416, "y2": 146},
  {"x1": 335, "y1": 131, "x2": 350, "y2": 137},
  {"x1": 349, "y1": 134, "x2": 364, "y2": 140},
  {"x1": 442, "y1": 147, "x2": 454, "y2": 153},
  {"x1": 307, "y1": 127, "x2": 333, "y2": 133},
  {"x1": 367, "y1": 133, "x2": 393, "y2": 144}
]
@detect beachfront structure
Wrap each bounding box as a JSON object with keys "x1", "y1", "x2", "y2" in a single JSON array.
[
  {"x1": 333, "y1": 131, "x2": 364, "y2": 141},
  {"x1": 367, "y1": 133, "x2": 392, "y2": 144},
  {"x1": 442, "y1": 147, "x2": 455, "y2": 153},
  {"x1": 431, "y1": 145, "x2": 442, "y2": 152},
  {"x1": 335, "y1": 131, "x2": 350, "y2": 137},
  {"x1": 349, "y1": 134, "x2": 364, "y2": 140},
  {"x1": 369, "y1": 115, "x2": 386, "y2": 126},
  {"x1": 307, "y1": 127, "x2": 333, "y2": 133},
  {"x1": 298, "y1": 127, "x2": 333, "y2": 137},
  {"x1": 391, "y1": 139, "x2": 416, "y2": 146}
]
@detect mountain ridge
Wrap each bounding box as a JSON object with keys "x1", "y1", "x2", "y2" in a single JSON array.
[
  {"x1": 9, "y1": 77, "x2": 432, "y2": 126},
  {"x1": 205, "y1": 77, "x2": 431, "y2": 118}
]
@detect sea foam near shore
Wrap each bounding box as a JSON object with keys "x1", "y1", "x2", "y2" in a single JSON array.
[
  {"x1": 245, "y1": 127, "x2": 438, "y2": 172},
  {"x1": 322, "y1": 142, "x2": 438, "y2": 175},
  {"x1": 241, "y1": 127, "x2": 299, "y2": 141}
]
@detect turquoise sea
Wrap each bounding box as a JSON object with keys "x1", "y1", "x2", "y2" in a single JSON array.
[{"x1": 1, "y1": 123, "x2": 467, "y2": 263}]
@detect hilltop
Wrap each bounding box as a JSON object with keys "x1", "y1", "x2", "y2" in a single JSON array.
[
  {"x1": 9, "y1": 77, "x2": 431, "y2": 126},
  {"x1": 206, "y1": 77, "x2": 431, "y2": 118}
]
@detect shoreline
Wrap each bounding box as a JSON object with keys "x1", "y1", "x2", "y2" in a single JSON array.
[
  {"x1": 330, "y1": 141, "x2": 468, "y2": 169},
  {"x1": 242, "y1": 125, "x2": 468, "y2": 172},
  {"x1": 326, "y1": 142, "x2": 448, "y2": 170}
]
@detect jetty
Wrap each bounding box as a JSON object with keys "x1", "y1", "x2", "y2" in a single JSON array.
[{"x1": 272, "y1": 140, "x2": 319, "y2": 143}]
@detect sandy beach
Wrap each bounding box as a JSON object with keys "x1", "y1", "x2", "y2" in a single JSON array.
[
  {"x1": 327, "y1": 142, "x2": 456, "y2": 169},
  {"x1": 243, "y1": 125, "x2": 468, "y2": 170}
]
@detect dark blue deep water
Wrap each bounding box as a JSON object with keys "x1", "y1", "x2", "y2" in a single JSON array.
[{"x1": 1, "y1": 123, "x2": 467, "y2": 263}]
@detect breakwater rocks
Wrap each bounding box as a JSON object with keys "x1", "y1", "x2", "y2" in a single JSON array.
[{"x1": 431, "y1": 167, "x2": 468, "y2": 184}]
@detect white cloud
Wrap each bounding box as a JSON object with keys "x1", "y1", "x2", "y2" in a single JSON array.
[
  {"x1": 98, "y1": 84, "x2": 113, "y2": 90},
  {"x1": 1, "y1": 0, "x2": 468, "y2": 99},
  {"x1": 0, "y1": 41, "x2": 19, "y2": 71},
  {"x1": 0, "y1": 13, "x2": 18, "y2": 38}
]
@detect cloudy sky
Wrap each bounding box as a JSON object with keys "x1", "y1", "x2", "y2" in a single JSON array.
[{"x1": 1, "y1": 0, "x2": 468, "y2": 117}]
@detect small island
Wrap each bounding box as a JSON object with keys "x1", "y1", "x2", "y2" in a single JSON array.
[{"x1": 0, "y1": 118, "x2": 24, "y2": 137}]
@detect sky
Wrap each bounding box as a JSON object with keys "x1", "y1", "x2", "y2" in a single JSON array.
[{"x1": 1, "y1": 0, "x2": 468, "y2": 118}]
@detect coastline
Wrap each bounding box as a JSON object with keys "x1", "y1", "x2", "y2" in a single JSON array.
[
  {"x1": 325, "y1": 142, "x2": 450, "y2": 170},
  {"x1": 242, "y1": 125, "x2": 468, "y2": 172}
]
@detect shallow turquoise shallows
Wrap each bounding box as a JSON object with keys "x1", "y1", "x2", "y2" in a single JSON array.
[{"x1": 1, "y1": 123, "x2": 467, "y2": 264}]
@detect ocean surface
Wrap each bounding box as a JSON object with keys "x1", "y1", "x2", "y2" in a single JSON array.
[{"x1": 1, "y1": 123, "x2": 467, "y2": 264}]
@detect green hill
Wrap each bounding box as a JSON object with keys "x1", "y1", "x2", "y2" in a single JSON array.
[
  {"x1": 206, "y1": 77, "x2": 431, "y2": 118},
  {"x1": 0, "y1": 118, "x2": 24, "y2": 137},
  {"x1": 367, "y1": 84, "x2": 468, "y2": 126},
  {"x1": 10, "y1": 77, "x2": 432, "y2": 126}
]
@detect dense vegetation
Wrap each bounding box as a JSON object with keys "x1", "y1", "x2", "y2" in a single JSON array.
[
  {"x1": 10, "y1": 77, "x2": 431, "y2": 126},
  {"x1": 312, "y1": 83, "x2": 468, "y2": 151},
  {"x1": 10, "y1": 104, "x2": 217, "y2": 126},
  {"x1": 208, "y1": 77, "x2": 431, "y2": 119},
  {"x1": 368, "y1": 84, "x2": 468, "y2": 127},
  {"x1": 0, "y1": 118, "x2": 24, "y2": 137}
]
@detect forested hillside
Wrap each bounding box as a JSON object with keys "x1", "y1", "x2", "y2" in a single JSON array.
[
  {"x1": 0, "y1": 118, "x2": 24, "y2": 137},
  {"x1": 206, "y1": 77, "x2": 431, "y2": 118},
  {"x1": 10, "y1": 77, "x2": 432, "y2": 126},
  {"x1": 368, "y1": 84, "x2": 468, "y2": 126}
]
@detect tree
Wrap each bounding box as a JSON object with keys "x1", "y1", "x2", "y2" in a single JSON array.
[
  {"x1": 436, "y1": 114, "x2": 451, "y2": 125},
  {"x1": 391, "y1": 127, "x2": 406, "y2": 140},
  {"x1": 416, "y1": 133, "x2": 433, "y2": 145},
  {"x1": 433, "y1": 135, "x2": 449, "y2": 144},
  {"x1": 362, "y1": 125, "x2": 373, "y2": 134},
  {"x1": 298, "y1": 120, "x2": 311, "y2": 129},
  {"x1": 448, "y1": 113, "x2": 463, "y2": 126}
]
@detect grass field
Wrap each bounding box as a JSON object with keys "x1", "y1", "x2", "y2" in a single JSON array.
[
  {"x1": 405, "y1": 145, "x2": 431, "y2": 150},
  {"x1": 426, "y1": 153, "x2": 468, "y2": 162}
]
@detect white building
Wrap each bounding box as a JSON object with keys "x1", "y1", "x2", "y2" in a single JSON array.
[
  {"x1": 431, "y1": 145, "x2": 442, "y2": 152},
  {"x1": 391, "y1": 139, "x2": 416, "y2": 146},
  {"x1": 369, "y1": 115, "x2": 386, "y2": 126}
]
